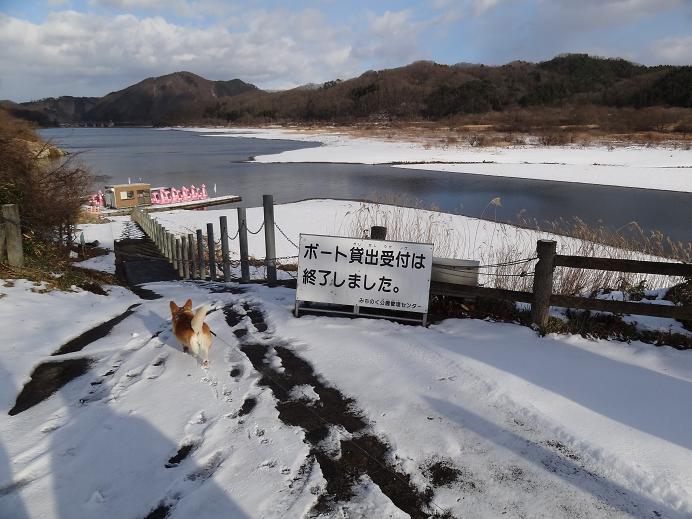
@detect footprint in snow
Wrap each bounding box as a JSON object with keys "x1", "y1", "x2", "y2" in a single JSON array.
[{"x1": 143, "y1": 352, "x2": 168, "y2": 379}]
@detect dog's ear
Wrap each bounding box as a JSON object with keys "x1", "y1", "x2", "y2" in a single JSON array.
[
  {"x1": 184, "y1": 299, "x2": 193, "y2": 310},
  {"x1": 170, "y1": 301, "x2": 179, "y2": 314}
]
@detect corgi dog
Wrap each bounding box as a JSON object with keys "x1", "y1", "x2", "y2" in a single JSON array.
[{"x1": 170, "y1": 299, "x2": 213, "y2": 367}]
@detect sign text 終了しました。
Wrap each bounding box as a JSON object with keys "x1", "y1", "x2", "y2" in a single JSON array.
[{"x1": 296, "y1": 234, "x2": 433, "y2": 313}]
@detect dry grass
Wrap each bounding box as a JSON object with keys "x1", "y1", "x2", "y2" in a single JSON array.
[
  {"x1": 340, "y1": 197, "x2": 690, "y2": 297},
  {"x1": 337, "y1": 196, "x2": 461, "y2": 258},
  {"x1": 0, "y1": 236, "x2": 118, "y2": 294},
  {"x1": 277, "y1": 106, "x2": 692, "y2": 149}
]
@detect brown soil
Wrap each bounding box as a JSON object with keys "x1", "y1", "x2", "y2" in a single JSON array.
[
  {"x1": 9, "y1": 358, "x2": 92, "y2": 415},
  {"x1": 52, "y1": 303, "x2": 141, "y2": 355},
  {"x1": 224, "y1": 302, "x2": 445, "y2": 518}
]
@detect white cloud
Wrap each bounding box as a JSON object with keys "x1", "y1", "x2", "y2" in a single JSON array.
[
  {"x1": 352, "y1": 10, "x2": 424, "y2": 67},
  {"x1": 650, "y1": 35, "x2": 692, "y2": 65},
  {"x1": 428, "y1": 0, "x2": 510, "y2": 23},
  {"x1": 543, "y1": 0, "x2": 683, "y2": 28},
  {"x1": 0, "y1": 9, "x2": 361, "y2": 100}
]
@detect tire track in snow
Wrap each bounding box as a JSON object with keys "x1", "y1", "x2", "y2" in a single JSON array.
[{"x1": 222, "y1": 301, "x2": 445, "y2": 519}]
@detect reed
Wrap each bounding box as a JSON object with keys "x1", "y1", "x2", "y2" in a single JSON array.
[{"x1": 341, "y1": 196, "x2": 690, "y2": 297}]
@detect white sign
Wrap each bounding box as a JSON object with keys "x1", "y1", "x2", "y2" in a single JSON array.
[{"x1": 296, "y1": 234, "x2": 433, "y2": 313}]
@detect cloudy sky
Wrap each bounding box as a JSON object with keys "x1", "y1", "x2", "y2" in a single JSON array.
[{"x1": 1, "y1": 0, "x2": 691, "y2": 102}]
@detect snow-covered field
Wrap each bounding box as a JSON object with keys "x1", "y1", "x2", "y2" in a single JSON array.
[
  {"x1": 1, "y1": 198, "x2": 691, "y2": 518},
  {"x1": 174, "y1": 127, "x2": 692, "y2": 193}
]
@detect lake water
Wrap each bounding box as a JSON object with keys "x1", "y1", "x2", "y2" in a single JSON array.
[{"x1": 40, "y1": 127, "x2": 691, "y2": 243}]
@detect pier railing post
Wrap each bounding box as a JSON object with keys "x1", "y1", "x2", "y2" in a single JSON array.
[
  {"x1": 196, "y1": 229, "x2": 206, "y2": 280},
  {"x1": 532, "y1": 239, "x2": 557, "y2": 329},
  {"x1": 187, "y1": 233, "x2": 196, "y2": 279},
  {"x1": 176, "y1": 238, "x2": 184, "y2": 278},
  {"x1": 163, "y1": 231, "x2": 169, "y2": 261},
  {"x1": 237, "y1": 207, "x2": 250, "y2": 283},
  {"x1": 207, "y1": 223, "x2": 216, "y2": 281},
  {"x1": 181, "y1": 235, "x2": 189, "y2": 279},
  {"x1": 220, "y1": 215, "x2": 231, "y2": 282},
  {"x1": 170, "y1": 233, "x2": 177, "y2": 269},
  {"x1": 263, "y1": 194, "x2": 277, "y2": 284}
]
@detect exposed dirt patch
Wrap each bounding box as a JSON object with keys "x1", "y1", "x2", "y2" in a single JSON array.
[
  {"x1": 129, "y1": 285, "x2": 162, "y2": 300},
  {"x1": 545, "y1": 440, "x2": 581, "y2": 462},
  {"x1": 423, "y1": 459, "x2": 463, "y2": 487},
  {"x1": 243, "y1": 303, "x2": 268, "y2": 332},
  {"x1": 166, "y1": 443, "x2": 195, "y2": 468},
  {"x1": 144, "y1": 503, "x2": 171, "y2": 519},
  {"x1": 238, "y1": 396, "x2": 257, "y2": 417},
  {"x1": 225, "y1": 299, "x2": 438, "y2": 517},
  {"x1": 206, "y1": 283, "x2": 247, "y2": 295},
  {"x1": 9, "y1": 358, "x2": 92, "y2": 415},
  {"x1": 222, "y1": 305, "x2": 244, "y2": 328},
  {"x1": 52, "y1": 304, "x2": 141, "y2": 355}
]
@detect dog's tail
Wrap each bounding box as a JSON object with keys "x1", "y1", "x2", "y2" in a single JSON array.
[{"x1": 191, "y1": 305, "x2": 210, "y2": 334}]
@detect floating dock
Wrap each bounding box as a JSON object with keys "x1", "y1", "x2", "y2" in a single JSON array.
[{"x1": 96, "y1": 194, "x2": 242, "y2": 216}]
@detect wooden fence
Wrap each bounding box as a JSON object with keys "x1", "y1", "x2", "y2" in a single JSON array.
[
  {"x1": 0, "y1": 204, "x2": 24, "y2": 267},
  {"x1": 132, "y1": 202, "x2": 692, "y2": 325},
  {"x1": 431, "y1": 239, "x2": 692, "y2": 326},
  {"x1": 131, "y1": 194, "x2": 293, "y2": 284}
]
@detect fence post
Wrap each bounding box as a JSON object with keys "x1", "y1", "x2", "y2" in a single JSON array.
[
  {"x1": 188, "y1": 233, "x2": 196, "y2": 279},
  {"x1": 220, "y1": 215, "x2": 231, "y2": 282},
  {"x1": 2, "y1": 204, "x2": 24, "y2": 267},
  {"x1": 207, "y1": 223, "x2": 216, "y2": 281},
  {"x1": 164, "y1": 232, "x2": 170, "y2": 262},
  {"x1": 197, "y1": 229, "x2": 206, "y2": 280},
  {"x1": 371, "y1": 226, "x2": 387, "y2": 240},
  {"x1": 532, "y1": 239, "x2": 557, "y2": 329},
  {"x1": 170, "y1": 234, "x2": 178, "y2": 269},
  {"x1": 237, "y1": 207, "x2": 250, "y2": 283},
  {"x1": 0, "y1": 211, "x2": 6, "y2": 264},
  {"x1": 263, "y1": 194, "x2": 277, "y2": 284},
  {"x1": 181, "y1": 235, "x2": 189, "y2": 279},
  {"x1": 176, "y1": 238, "x2": 184, "y2": 278}
]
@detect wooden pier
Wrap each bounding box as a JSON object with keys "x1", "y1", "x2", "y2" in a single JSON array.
[{"x1": 97, "y1": 194, "x2": 242, "y2": 217}]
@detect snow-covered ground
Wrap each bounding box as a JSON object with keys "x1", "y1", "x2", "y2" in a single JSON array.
[
  {"x1": 1, "y1": 277, "x2": 691, "y2": 518},
  {"x1": 173, "y1": 127, "x2": 692, "y2": 193},
  {"x1": 1, "y1": 198, "x2": 690, "y2": 518}
]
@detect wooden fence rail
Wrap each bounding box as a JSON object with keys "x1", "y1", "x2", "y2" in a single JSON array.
[
  {"x1": 432, "y1": 239, "x2": 692, "y2": 326},
  {"x1": 131, "y1": 196, "x2": 279, "y2": 284},
  {"x1": 133, "y1": 207, "x2": 691, "y2": 326}
]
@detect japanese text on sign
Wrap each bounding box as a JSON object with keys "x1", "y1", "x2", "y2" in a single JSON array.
[{"x1": 296, "y1": 234, "x2": 433, "y2": 313}]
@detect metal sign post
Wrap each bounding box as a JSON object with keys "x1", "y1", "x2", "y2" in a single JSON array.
[{"x1": 294, "y1": 234, "x2": 433, "y2": 325}]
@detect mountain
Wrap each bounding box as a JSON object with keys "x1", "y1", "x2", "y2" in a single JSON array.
[
  {"x1": 84, "y1": 71, "x2": 257, "y2": 125},
  {"x1": 11, "y1": 55, "x2": 692, "y2": 127},
  {"x1": 19, "y1": 71, "x2": 258, "y2": 126}
]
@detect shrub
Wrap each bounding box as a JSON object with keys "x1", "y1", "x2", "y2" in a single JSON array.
[{"x1": 0, "y1": 109, "x2": 93, "y2": 247}]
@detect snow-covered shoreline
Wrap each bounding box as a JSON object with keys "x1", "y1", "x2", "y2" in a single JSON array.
[{"x1": 172, "y1": 126, "x2": 692, "y2": 193}]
